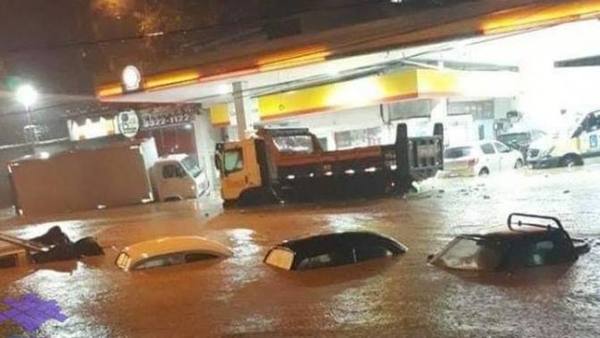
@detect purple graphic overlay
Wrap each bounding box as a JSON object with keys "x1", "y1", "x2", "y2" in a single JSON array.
[{"x1": 1, "y1": 293, "x2": 67, "y2": 333}]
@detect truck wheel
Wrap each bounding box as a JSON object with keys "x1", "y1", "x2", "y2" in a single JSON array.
[
  {"x1": 238, "y1": 188, "x2": 278, "y2": 206},
  {"x1": 560, "y1": 154, "x2": 583, "y2": 168},
  {"x1": 223, "y1": 199, "x2": 237, "y2": 208},
  {"x1": 478, "y1": 167, "x2": 490, "y2": 176}
]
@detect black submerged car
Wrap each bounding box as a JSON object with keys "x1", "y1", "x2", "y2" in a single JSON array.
[
  {"x1": 264, "y1": 231, "x2": 407, "y2": 271},
  {"x1": 428, "y1": 213, "x2": 590, "y2": 272}
]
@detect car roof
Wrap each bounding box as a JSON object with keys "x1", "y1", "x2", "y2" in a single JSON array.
[
  {"x1": 277, "y1": 231, "x2": 406, "y2": 254},
  {"x1": 122, "y1": 236, "x2": 233, "y2": 262},
  {"x1": 460, "y1": 227, "x2": 561, "y2": 241}
]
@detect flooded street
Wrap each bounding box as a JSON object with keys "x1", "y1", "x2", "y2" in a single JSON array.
[{"x1": 1, "y1": 167, "x2": 599, "y2": 337}]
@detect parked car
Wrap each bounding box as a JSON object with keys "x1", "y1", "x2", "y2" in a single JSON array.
[
  {"x1": 428, "y1": 213, "x2": 591, "y2": 272},
  {"x1": 528, "y1": 110, "x2": 600, "y2": 169},
  {"x1": 441, "y1": 141, "x2": 524, "y2": 177},
  {"x1": 497, "y1": 129, "x2": 546, "y2": 159},
  {"x1": 115, "y1": 236, "x2": 232, "y2": 272},
  {"x1": 263, "y1": 231, "x2": 407, "y2": 271}
]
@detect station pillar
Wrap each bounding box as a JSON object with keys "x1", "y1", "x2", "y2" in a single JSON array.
[
  {"x1": 233, "y1": 81, "x2": 255, "y2": 141},
  {"x1": 193, "y1": 109, "x2": 219, "y2": 194}
]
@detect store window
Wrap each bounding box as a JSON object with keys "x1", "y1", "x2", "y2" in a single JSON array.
[
  {"x1": 389, "y1": 99, "x2": 433, "y2": 120},
  {"x1": 448, "y1": 100, "x2": 494, "y2": 120}
]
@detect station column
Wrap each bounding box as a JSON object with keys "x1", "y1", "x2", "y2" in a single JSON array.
[{"x1": 233, "y1": 81, "x2": 254, "y2": 140}]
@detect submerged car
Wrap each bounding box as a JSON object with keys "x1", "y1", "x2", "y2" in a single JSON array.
[
  {"x1": 428, "y1": 213, "x2": 590, "y2": 272},
  {"x1": 115, "y1": 236, "x2": 233, "y2": 272},
  {"x1": 497, "y1": 130, "x2": 546, "y2": 159},
  {"x1": 0, "y1": 226, "x2": 104, "y2": 268},
  {"x1": 264, "y1": 231, "x2": 407, "y2": 271}
]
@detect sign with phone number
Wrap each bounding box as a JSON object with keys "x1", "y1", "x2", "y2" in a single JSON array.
[{"x1": 139, "y1": 109, "x2": 195, "y2": 130}]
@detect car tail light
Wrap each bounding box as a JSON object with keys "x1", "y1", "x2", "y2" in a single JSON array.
[{"x1": 467, "y1": 158, "x2": 479, "y2": 167}]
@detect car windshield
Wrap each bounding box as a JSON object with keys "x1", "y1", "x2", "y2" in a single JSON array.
[
  {"x1": 223, "y1": 149, "x2": 244, "y2": 174},
  {"x1": 273, "y1": 135, "x2": 314, "y2": 153},
  {"x1": 133, "y1": 252, "x2": 218, "y2": 271},
  {"x1": 444, "y1": 147, "x2": 474, "y2": 159},
  {"x1": 430, "y1": 237, "x2": 505, "y2": 271},
  {"x1": 181, "y1": 156, "x2": 202, "y2": 178},
  {"x1": 497, "y1": 133, "x2": 530, "y2": 145}
]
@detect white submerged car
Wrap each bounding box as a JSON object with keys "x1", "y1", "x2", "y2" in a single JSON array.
[
  {"x1": 115, "y1": 236, "x2": 232, "y2": 272},
  {"x1": 441, "y1": 141, "x2": 524, "y2": 177}
]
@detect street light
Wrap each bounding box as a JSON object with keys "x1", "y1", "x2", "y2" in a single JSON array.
[
  {"x1": 15, "y1": 84, "x2": 39, "y2": 145},
  {"x1": 15, "y1": 84, "x2": 38, "y2": 111}
]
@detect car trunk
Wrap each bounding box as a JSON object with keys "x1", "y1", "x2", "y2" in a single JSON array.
[{"x1": 444, "y1": 157, "x2": 476, "y2": 171}]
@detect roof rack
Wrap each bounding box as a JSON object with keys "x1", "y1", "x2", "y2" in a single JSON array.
[{"x1": 507, "y1": 213, "x2": 565, "y2": 232}]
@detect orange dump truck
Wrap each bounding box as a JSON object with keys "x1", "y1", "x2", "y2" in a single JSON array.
[{"x1": 215, "y1": 123, "x2": 444, "y2": 205}]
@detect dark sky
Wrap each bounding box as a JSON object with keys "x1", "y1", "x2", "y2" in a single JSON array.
[
  {"x1": 0, "y1": 0, "x2": 462, "y2": 144},
  {"x1": 0, "y1": 0, "x2": 456, "y2": 98}
]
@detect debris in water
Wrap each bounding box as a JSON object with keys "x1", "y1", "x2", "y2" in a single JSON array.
[{"x1": 483, "y1": 195, "x2": 491, "y2": 200}]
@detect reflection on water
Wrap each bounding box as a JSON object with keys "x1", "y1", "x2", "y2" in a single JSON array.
[
  {"x1": 219, "y1": 229, "x2": 265, "y2": 300},
  {"x1": 328, "y1": 275, "x2": 392, "y2": 327},
  {"x1": 5, "y1": 262, "x2": 113, "y2": 337},
  {"x1": 0, "y1": 166, "x2": 599, "y2": 336}
]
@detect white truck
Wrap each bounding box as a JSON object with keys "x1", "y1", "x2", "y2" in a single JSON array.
[{"x1": 8, "y1": 138, "x2": 209, "y2": 217}]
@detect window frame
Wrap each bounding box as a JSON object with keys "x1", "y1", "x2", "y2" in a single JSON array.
[
  {"x1": 480, "y1": 143, "x2": 496, "y2": 155},
  {"x1": 132, "y1": 251, "x2": 219, "y2": 271},
  {"x1": 223, "y1": 148, "x2": 244, "y2": 176},
  {"x1": 162, "y1": 164, "x2": 187, "y2": 179},
  {"x1": 493, "y1": 142, "x2": 512, "y2": 153}
]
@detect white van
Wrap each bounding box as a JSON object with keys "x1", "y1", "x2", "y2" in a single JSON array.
[
  {"x1": 150, "y1": 154, "x2": 211, "y2": 202},
  {"x1": 527, "y1": 110, "x2": 600, "y2": 168}
]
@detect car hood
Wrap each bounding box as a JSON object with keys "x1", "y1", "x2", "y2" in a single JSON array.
[{"x1": 529, "y1": 134, "x2": 557, "y2": 151}]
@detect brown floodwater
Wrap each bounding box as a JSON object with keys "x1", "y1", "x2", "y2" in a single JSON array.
[{"x1": 0, "y1": 166, "x2": 599, "y2": 337}]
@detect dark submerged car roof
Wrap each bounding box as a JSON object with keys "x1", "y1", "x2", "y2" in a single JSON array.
[{"x1": 279, "y1": 231, "x2": 407, "y2": 255}]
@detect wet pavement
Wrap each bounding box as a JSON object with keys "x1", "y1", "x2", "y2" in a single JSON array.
[{"x1": 0, "y1": 166, "x2": 599, "y2": 337}]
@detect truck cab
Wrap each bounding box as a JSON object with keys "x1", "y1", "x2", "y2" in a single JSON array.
[
  {"x1": 528, "y1": 110, "x2": 600, "y2": 168},
  {"x1": 150, "y1": 154, "x2": 211, "y2": 202},
  {"x1": 214, "y1": 138, "x2": 273, "y2": 204}
]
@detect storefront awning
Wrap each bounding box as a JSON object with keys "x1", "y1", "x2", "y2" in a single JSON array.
[{"x1": 209, "y1": 69, "x2": 458, "y2": 125}]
